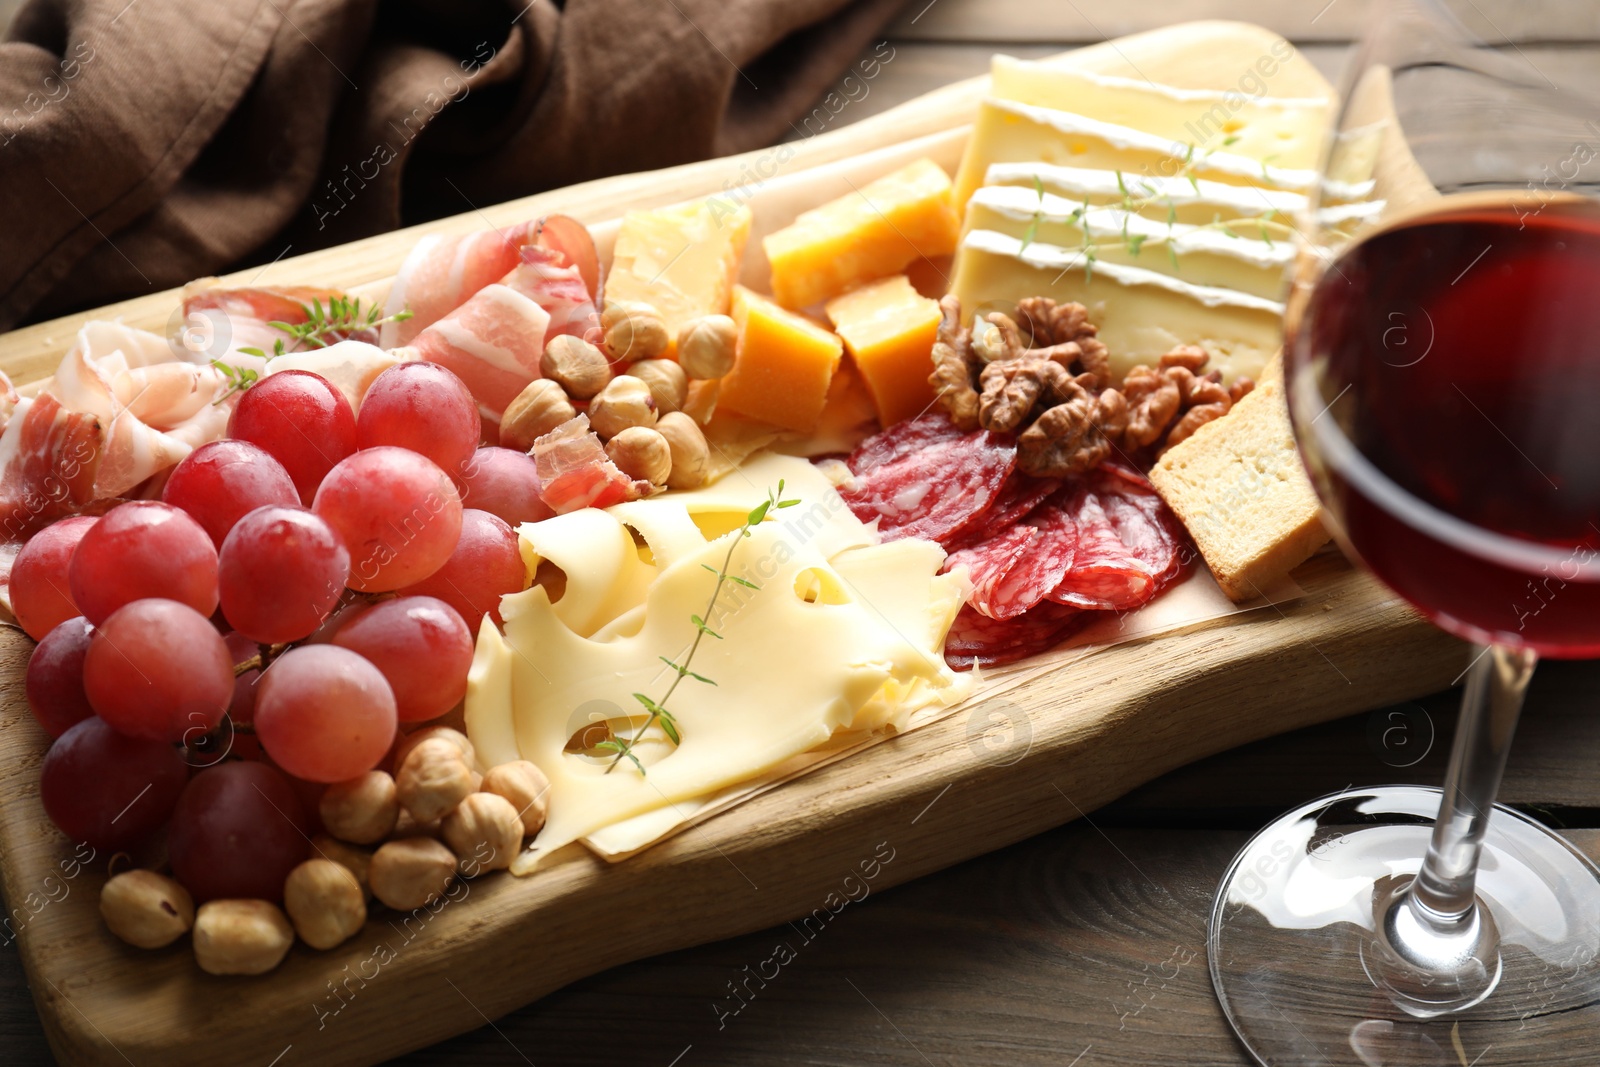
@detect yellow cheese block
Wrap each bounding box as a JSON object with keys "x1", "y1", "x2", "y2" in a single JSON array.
[
  {"x1": 719, "y1": 286, "x2": 844, "y2": 433},
  {"x1": 604, "y1": 200, "x2": 753, "y2": 357},
  {"x1": 824, "y1": 275, "x2": 940, "y2": 428},
  {"x1": 764, "y1": 158, "x2": 961, "y2": 310}
]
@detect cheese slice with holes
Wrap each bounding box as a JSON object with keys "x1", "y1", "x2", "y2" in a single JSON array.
[{"x1": 466, "y1": 453, "x2": 970, "y2": 871}]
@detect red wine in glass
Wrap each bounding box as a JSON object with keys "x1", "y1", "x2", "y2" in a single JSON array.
[{"x1": 1294, "y1": 197, "x2": 1600, "y2": 655}]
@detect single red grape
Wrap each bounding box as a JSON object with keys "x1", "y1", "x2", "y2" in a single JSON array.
[
  {"x1": 82, "y1": 599, "x2": 233, "y2": 743},
  {"x1": 40, "y1": 717, "x2": 189, "y2": 851},
  {"x1": 168, "y1": 761, "x2": 308, "y2": 903},
  {"x1": 161, "y1": 439, "x2": 298, "y2": 547},
  {"x1": 218, "y1": 506, "x2": 350, "y2": 643},
  {"x1": 458, "y1": 447, "x2": 554, "y2": 527},
  {"x1": 68, "y1": 501, "x2": 218, "y2": 624},
  {"x1": 11, "y1": 516, "x2": 97, "y2": 640},
  {"x1": 332, "y1": 595, "x2": 475, "y2": 721},
  {"x1": 399, "y1": 509, "x2": 526, "y2": 634},
  {"x1": 312, "y1": 446, "x2": 463, "y2": 591},
  {"x1": 25, "y1": 616, "x2": 95, "y2": 738},
  {"x1": 254, "y1": 645, "x2": 397, "y2": 782},
  {"x1": 356, "y1": 362, "x2": 481, "y2": 479},
  {"x1": 228, "y1": 369, "x2": 357, "y2": 504}
]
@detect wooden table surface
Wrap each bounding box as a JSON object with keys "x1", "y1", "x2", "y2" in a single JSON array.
[{"x1": 4, "y1": 1, "x2": 1598, "y2": 1064}]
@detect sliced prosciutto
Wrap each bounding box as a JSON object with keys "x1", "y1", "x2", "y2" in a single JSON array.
[
  {"x1": 840, "y1": 414, "x2": 1016, "y2": 545},
  {"x1": 381, "y1": 215, "x2": 601, "y2": 347},
  {"x1": 532, "y1": 416, "x2": 650, "y2": 514},
  {"x1": 408, "y1": 282, "x2": 551, "y2": 418},
  {"x1": 181, "y1": 282, "x2": 350, "y2": 373},
  {"x1": 381, "y1": 222, "x2": 540, "y2": 348},
  {"x1": 0, "y1": 393, "x2": 103, "y2": 540},
  {"x1": 406, "y1": 246, "x2": 599, "y2": 420},
  {"x1": 944, "y1": 601, "x2": 1087, "y2": 670}
]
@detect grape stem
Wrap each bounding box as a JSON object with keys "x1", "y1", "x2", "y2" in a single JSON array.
[{"x1": 232, "y1": 642, "x2": 289, "y2": 677}]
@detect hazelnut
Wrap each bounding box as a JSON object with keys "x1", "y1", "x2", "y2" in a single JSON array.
[
  {"x1": 500, "y1": 379, "x2": 576, "y2": 452},
  {"x1": 193, "y1": 900, "x2": 294, "y2": 976},
  {"x1": 396, "y1": 738, "x2": 476, "y2": 823},
  {"x1": 480, "y1": 760, "x2": 551, "y2": 836},
  {"x1": 441, "y1": 793, "x2": 525, "y2": 875},
  {"x1": 540, "y1": 335, "x2": 611, "y2": 399},
  {"x1": 605, "y1": 426, "x2": 672, "y2": 486},
  {"x1": 311, "y1": 834, "x2": 373, "y2": 899},
  {"x1": 601, "y1": 300, "x2": 670, "y2": 362},
  {"x1": 655, "y1": 412, "x2": 711, "y2": 490},
  {"x1": 630, "y1": 359, "x2": 688, "y2": 414},
  {"x1": 369, "y1": 837, "x2": 457, "y2": 910},
  {"x1": 392, "y1": 809, "x2": 442, "y2": 840},
  {"x1": 99, "y1": 870, "x2": 194, "y2": 949},
  {"x1": 588, "y1": 376, "x2": 657, "y2": 440},
  {"x1": 284, "y1": 859, "x2": 367, "y2": 950},
  {"x1": 677, "y1": 315, "x2": 738, "y2": 380},
  {"x1": 319, "y1": 771, "x2": 399, "y2": 845},
  {"x1": 393, "y1": 726, "x2": 477, "y2": 773}
]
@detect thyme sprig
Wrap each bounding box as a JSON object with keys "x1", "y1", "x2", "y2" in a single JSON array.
[
  {"x1": 598, "y1": 480, "x2": 800, "y2": 775},
  {"x1": 237, "y1": 296, "x2": 412, "y2": 360},
  {"x1": 210, "y1": 359, "x2": 260, "y2": 403}
]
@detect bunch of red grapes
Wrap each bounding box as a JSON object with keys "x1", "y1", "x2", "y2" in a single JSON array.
[{"x1": 15, "y1": 361, "x2": 548, "y2": 903}]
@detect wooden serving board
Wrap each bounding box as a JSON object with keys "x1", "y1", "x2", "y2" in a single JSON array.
[{"x1": 0, "y1": 22, "x2": 1469, "y2": 1067}]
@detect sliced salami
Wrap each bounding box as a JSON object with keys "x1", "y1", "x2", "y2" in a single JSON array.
[
  {"x1": 943, "y1": 524, "x2": 1039, "y2": 620},
  {"x1": 846, "y1": 412, "x2": 969, "y2": 475},
  {"x1": 983, "y1": 492, "x2": 1081, "y2": 619},
  {"x1": 947, "y1": 473, "x2": 1061, "y2": 549},
  {"x1": 944, "y1": 600, "x2": 1087, "y2": 670},
  {"x1": 840, "y1": 421, "x2": 1016, "y2": 546},
  {"x1": 1047, "y1": 483, "x2": 1156, "y2": 611}
]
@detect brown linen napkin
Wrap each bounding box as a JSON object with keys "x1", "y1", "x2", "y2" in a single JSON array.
[{"x1": 0, "y1": 0, "x2": 909, "y2": 330}]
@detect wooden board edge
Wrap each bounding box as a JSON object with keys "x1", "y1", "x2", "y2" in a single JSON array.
[{"x1": 13, "y1": 563, "x2": 1470, "y2": 1067}]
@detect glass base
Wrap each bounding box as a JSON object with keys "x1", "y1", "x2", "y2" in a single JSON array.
[{"x1": 1209, "y1": 786, "x2": 1600, "y2": 1065}]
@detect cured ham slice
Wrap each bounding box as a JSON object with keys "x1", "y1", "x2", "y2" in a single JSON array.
[
  {"x1": 409, "y1": 282, "x2": 552, "y2": 419},
  {"x1": 407, "y1": 246, "x2": 600, "y2": 419},
  {"x1": 507, "y1": 246, "x2": 600, "y2": 345},
  {"x1": 264, "y1": 341, "x2": 411, "y2": 414},
  {"x1": 380, "y1": 222, "x2": 541, "y2": 348},
  {"x1": 0, "y1": 394, "x2": 103, "y2": 541},
  {"x1": 181, "y1": 282, "x2": 349, "y2": 373},
  {"x1": 380, "y1": 215, "x2": 601, "y2": 348},
  {"x1": 532, "y1": 416, "x2": 649, "y2": 514}
]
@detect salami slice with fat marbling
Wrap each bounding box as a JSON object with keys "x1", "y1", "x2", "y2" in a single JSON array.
[
  {"x1": 944, "y1": 600, "x2": 1087, "y2": 670},
  {"x1": 840, "y1": 416, "x2": 1016, "y2": 545}
]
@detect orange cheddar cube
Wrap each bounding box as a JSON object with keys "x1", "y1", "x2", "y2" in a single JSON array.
[
  {"x1": 825, "y1": 275, "x2": 940, "y2": 428},
  {"x1": 604, "y1": 200, "x2": 752, "y2": 357},
  {"x1": 763, "y1": 158, "x2": 961, "y2": 310},
  {"x1": 719, "y1": 286, "x2": 844, "y2": 433}
]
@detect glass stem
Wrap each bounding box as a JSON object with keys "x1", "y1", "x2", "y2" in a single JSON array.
[{"x1": 1410, "y1": 643, "x2": 1537, "y2": 918}]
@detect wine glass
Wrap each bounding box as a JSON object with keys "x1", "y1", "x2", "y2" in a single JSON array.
[{"x1": 1208, "y1": 2, "x2": 1600, "y2": 1062}]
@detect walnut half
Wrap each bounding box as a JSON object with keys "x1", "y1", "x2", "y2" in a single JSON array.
[
  {"x1": 928, "y1": 295, "x2": 981, "y2": 430},
  {"x1": 977, "y1": 357, "x2": 1073, "y2": 434},
  {"x1": 1017, "y1": 381, "x2": 1129, "y2": 478}
]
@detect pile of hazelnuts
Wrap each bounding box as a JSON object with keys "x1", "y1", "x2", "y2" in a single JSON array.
[
  {"x1": 499, "y1": 302, "x2": 740, "y2": 491},
  {"x1": 97, "y1": 729, "x2": 549, "y2": 976}
]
